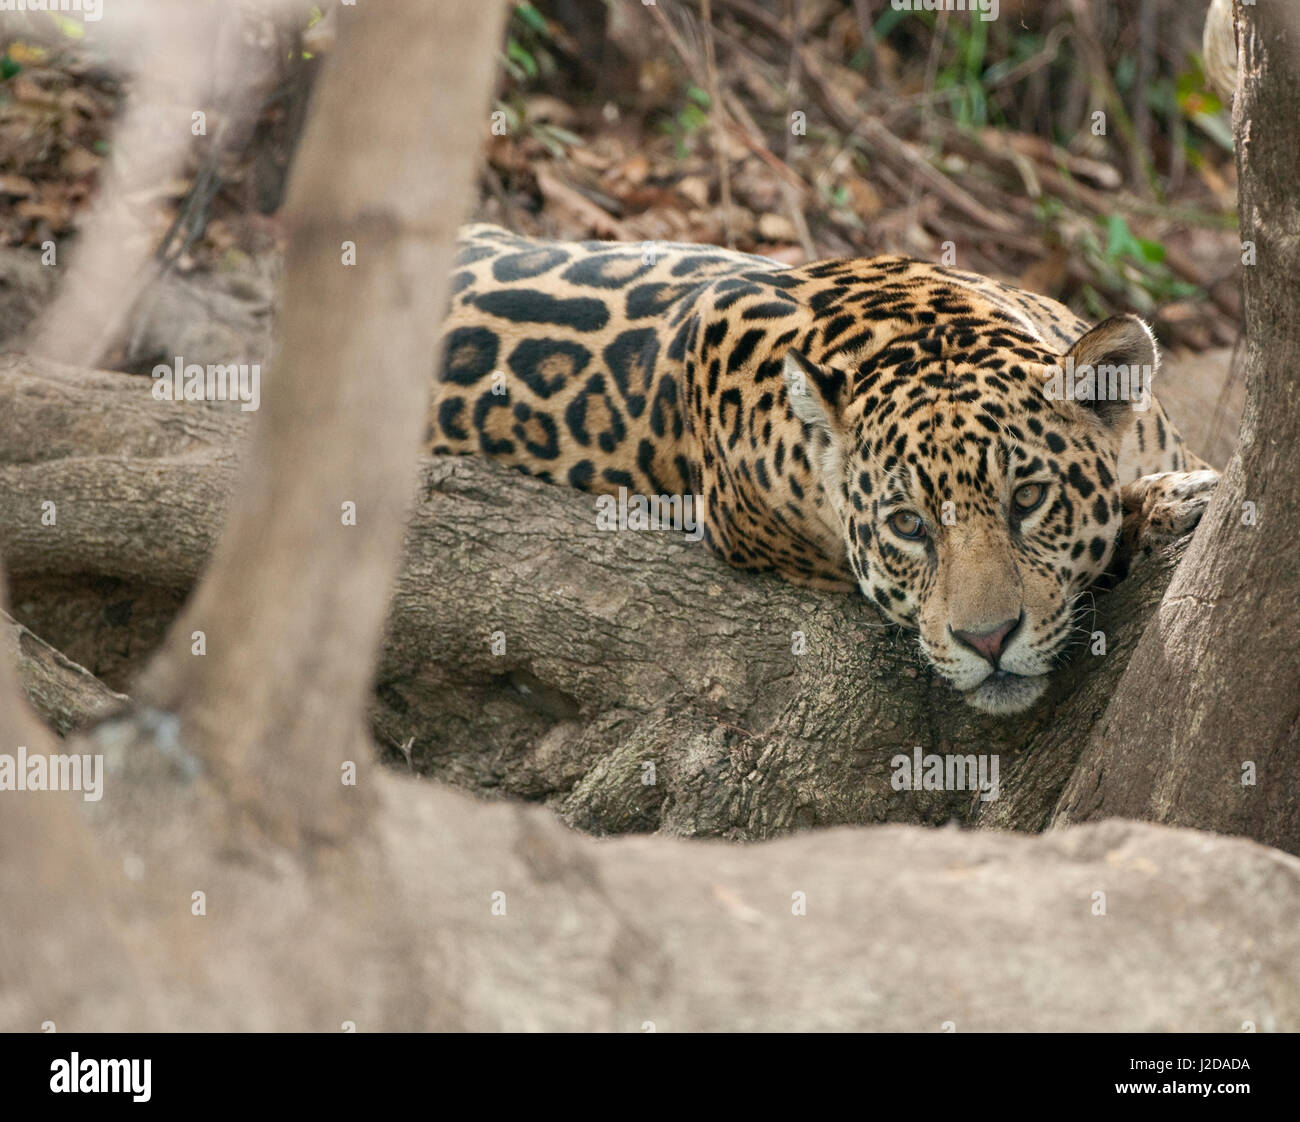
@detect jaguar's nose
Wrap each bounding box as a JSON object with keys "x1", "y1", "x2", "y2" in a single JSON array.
[{"x1": 951, "y1": 613, "x2": 1023, "y2": 665}]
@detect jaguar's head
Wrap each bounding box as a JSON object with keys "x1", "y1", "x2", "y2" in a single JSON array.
[{"x1": 784, "y1": 314, "x2": 1155, "y2": 714}]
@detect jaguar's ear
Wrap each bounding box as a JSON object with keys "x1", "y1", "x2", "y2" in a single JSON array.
[
  {"x1": 783, "y1": 348, "x2": 849, "y2": 436},
  {"x1": 1063, "y1": 315, "x2": 1158, "y2": 432}
]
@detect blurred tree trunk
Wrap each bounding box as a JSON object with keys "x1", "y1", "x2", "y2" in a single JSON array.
[
  {"x1": 1056, "y1": 2, "x2": 1300, "y2": 852},
  {"x1": 0, "y1": 0, "x2": 507, "y2": 1030}
]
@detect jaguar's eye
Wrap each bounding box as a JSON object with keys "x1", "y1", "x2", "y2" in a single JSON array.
[
  {"x1": 1013, "y1": 482, "x2": 1048, "y2": 514},
  {"x1": 887, "y1": 510, "x2": 927, "y2": 540}
]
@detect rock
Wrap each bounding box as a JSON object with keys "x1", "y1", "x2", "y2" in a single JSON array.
[{"x1": 384, "y1": 785, "x2": 1300, "y2": 1030}]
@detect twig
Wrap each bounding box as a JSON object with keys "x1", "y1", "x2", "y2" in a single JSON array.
[
  {"x1": 732, "y1": 11, "x2": 1011, "y2": 238},
  {"x1": 1064, "y1": 0, "x2": 1154, "y2": 194},
  {"x1": 156, "y1": 131, "x2": 224, "y2": 267},
  {"x1": 854, "y1": 118, "x2": 1018, "y2": 234},
  {"x1": 653, "y1": 0, "x2": 812, "y2": 257},
  {"x1": 917, "y1": 8, "x2": 947, "y2": 147},
  {"x1": 783, "y1": 0, "x2": 801, "y2": 166},
  {"x1": 986, "y1": 23, "x2": 1070, "y2": 93},
  {"x1": 908, "y1": 9, "x2": 948, "y2": 234},
  {"x1": 851, "y1": 0, "x2": 888, "y2": 90},
  {"x1": 700, "y1": 0, "x2": 733, "y2": 247},
  {"x1": 780, "y1": 0, "x2": 815, "y2": 260},
  {"x1": 705, "y1": 21, "x2": 811, "y2": 192},
  {"x1": 1134, "y1": 0, "x2": 1153, "y2": 177}
]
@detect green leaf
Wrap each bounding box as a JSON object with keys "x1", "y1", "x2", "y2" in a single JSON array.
[
  {"x1": 873, "y1": 6, "x2": 913, "y2": 37},
  {"x1": 48, "y1": 13, "x2": 85, "y2": 38},
  {"x1": 514, "y1": 2, "x2": 550, "y2": 37},
  {"x1": 541, "y1": 124, "x2": 584, "y2": 148},
  {"x1": 1136, "y1": 238, "x2": 1166, "y2": 265},
  {"x1": 1114, "y1": 54, "x2": 1134, "y2": 90},
  {"x1": 1176, "y1": 66, "x2": 1224, "y2": 115},
  {"x1": 1103, "y1": 214, "x2": 1138, "y2": 260},
  {"x1": 506, "y1": 39, "x2": 537, "y2": 79},
  {"x1": 498, "y1": 50, "x2": 526, "y2": 83},
  {"x1": 680, "y1": 103, "x2": 707, "y2": 131}
]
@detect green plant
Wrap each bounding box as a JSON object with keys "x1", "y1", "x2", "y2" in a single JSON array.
[
  {"x1": 657, "y1": 84, "x2": 711, "y2": 159},
  {"x1": 1075, "y1": 213, "x2": 1199, "y2": 317},
  {"x1": 501, "y1": 2, "x2": 558, "y2": 85},
  {"x1": 933, "y1": 15, "x2": 990, "y2": 127}
]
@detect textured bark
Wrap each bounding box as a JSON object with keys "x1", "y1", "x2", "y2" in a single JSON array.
[
  {"x1": 1055, "y1": 3, "x2": 1300, "y2": 854},
  {"x1": 2, "y1": 609, "x2": 126, "y2": 735}
]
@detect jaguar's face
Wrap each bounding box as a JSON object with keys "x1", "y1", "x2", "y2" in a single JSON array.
[
  {"x1": 841, "y1": 401, "x2": 1125, "y2": 715},
  {"x1": 784, "y1": 315, "x2": 1155, "y2": 714}
]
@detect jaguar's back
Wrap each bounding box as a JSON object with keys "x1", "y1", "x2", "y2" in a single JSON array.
[{"x1": 429, "y1": 223, "x2": 780, "y2": 496}]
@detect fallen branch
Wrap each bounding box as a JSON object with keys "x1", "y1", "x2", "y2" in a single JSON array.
[{"x1": 0, "y1": 354, "x2": 1191, "y2": 840}]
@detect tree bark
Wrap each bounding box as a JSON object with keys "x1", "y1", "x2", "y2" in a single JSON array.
[{"x1": 1055, "y1": 2, "x2": 1300, "y2": 855}]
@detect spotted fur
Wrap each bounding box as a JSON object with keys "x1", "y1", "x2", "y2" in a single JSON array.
[{"x1": 430, "y1": 224, "x2": 1217, "y2": 714}]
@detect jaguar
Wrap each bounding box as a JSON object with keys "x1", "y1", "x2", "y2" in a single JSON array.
[{"x1": 429, "y1": 224, "x2": 1218, "y2": 714}]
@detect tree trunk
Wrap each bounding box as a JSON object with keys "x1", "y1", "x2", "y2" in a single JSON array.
[
  {"x1": 0, "y1": 0, "x2": 507, "y2": 1032},
  {"x1": 1055, "y1": 1, "x2": 1300, "y2": 854}
]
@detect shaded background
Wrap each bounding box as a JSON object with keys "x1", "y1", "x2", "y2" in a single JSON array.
[{"x1": 0, "y1": 0, "x2": 1240, "y2": 337}]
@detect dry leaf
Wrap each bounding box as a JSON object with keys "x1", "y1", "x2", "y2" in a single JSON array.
[
  {"x1": 0, "y1": 174, "x2": 37, "y2": 198},
  {"x1": 608, "y1": 153, "x2": 650, "y2": 187},
  {"x1": 757, "y1": 213, "x2": 797, "y2": 242},
  {"x1": 676, "y1": 175, "x2": 709, "y2": 208},
  {"x1": 16, "y1": 197, "x2": 68, "y2": 225},
  {"x1": 60, "y1": 146, "x2": 100, "y2": 177},
  {"x1": 524, "y1": 94, "x2": 577, "y2": 127},
  {"x1": 535, "y1": 164, "x2": 626, "y2": 239}
]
